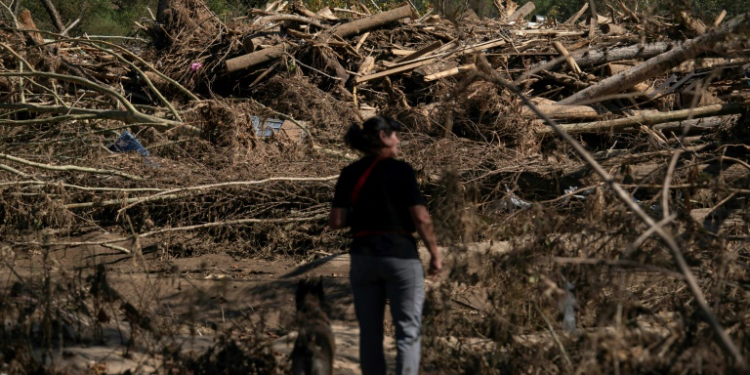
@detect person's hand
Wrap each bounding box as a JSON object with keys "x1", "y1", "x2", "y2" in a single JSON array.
[{"x1": 428, "y1": 253, "x2": 442, "y2": 280}]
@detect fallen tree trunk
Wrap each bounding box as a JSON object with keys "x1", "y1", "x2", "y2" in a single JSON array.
[
  {"x1": 574, "y1": 42, "x2": 674, "y2": 68},
  {"x1": 527, "y1": 42, "x2": 674, "y2": 75},
  {"x1": 252, "y1": 14, "x2": 326, "y2": 29},
  {"x1": 672, "y1": 57, "x2": 750, "y2": 73},
  {"x1": 652, "y1": 115, "x2": 739, "y2": 132},
  {"x1": 332, "y1": 4, "x2": 416, "y2": 39},
  {"x1": 537, "y1": 103, "x2": 748, "y2": 135},
  {"x1": 225, "y1": 43, "x2": 288, "y2": 73},
  {"x1": 242, "y1": 36, "x2": 271, "y2": 53},
  {"x1": 564, "y1": 3, "x2": 588, "y2": 24},
  {"x1": 605, "y1": 63, "x2": 654, "y2": 96},
  {"x1": 509, "y1": 2, "x2": 535, "y2": 23},
  {"x1": 560, "y1": 12, "x2": 750, "y2": 105},
  {"x1": 521, "y1": 104, "x2": 599, "y2": 120}
]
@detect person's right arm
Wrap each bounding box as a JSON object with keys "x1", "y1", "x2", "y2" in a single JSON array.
[
  {"x1": 329, "y1": 168, "x2": 350, "y2": 230},
  {"x1": 329, "y1": 208, "x2": 348, "y2": 230},
  {"x1": 409, "y1": 205, "x2": 441, "y2": 278}
]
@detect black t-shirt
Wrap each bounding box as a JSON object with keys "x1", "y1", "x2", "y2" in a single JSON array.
[{"x1": 332, "y1": 156, "x2": 426, "y2": 259}]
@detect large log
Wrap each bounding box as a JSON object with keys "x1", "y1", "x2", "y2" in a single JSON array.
[
  {"x1": 252, "y1": 14, "x2": 326, "y2": 29},
  {"x1": 242, "y1": 36, "x2": 271, "y2": 53},
  {"x1": 564, "y1": 3, "x2": 588, "y2": 24},
  {"x1": 573, "y1": 42, "x2": 672, "y2": 68},
  {"x1": 521, "y1": 104, "x2": 599, "y2": 120},
  {"x1": 537, "y1": 103, "x2": 748, "y2": 135},
  {"x1": 672, "y1": 57, "x2": 750, "y2": 73},
  {"x1": 605, "y1": 63, "x2": 654, "y2": 96},
  {"x1": 559, "y1": 12, "x2": 750, "y2": 105},
  {"x1": 332, "y1": 4, "x2": 417, "y2": 39},
  {"x1": 225, "y1": 44, "x2": 287, "y2": 73},
  {"x1": 652, "y1": 115, "x2": 739, "y2": 132},
  {"x1": 509, "y1": 2, "x2": 534, "y2": 23}
]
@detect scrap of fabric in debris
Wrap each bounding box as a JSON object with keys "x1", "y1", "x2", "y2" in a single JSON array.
[
  {"x1": 109, "y1": 130, "x2": 150, "y2": 156},
  {"x1": 109, "y1": 130, "x2": 159, "y2": 167}
]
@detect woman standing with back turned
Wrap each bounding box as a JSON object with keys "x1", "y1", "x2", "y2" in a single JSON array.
[{"x1": 328, "y1": 116, "x2": 442, "y2": 375}]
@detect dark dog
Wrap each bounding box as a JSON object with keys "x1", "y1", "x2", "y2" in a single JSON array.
[{"x1": 291, "y1": 278, "x2": 335, "y2": 375}]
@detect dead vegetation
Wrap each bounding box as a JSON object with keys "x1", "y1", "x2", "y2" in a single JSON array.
[{"x1": 1, "y1": 0, "x2": 750, "y2": 373}]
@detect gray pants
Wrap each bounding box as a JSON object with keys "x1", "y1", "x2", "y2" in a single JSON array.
[{"x1": 350, "y1": 255, "x2": 425, "y2": 375}]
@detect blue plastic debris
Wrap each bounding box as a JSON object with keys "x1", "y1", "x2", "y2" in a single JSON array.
[
  {"x1": 745, "y1": 69, "x2": 750, "y2": 87},
  {"x1": 109, "y1": 130, "x2": 159, "y2": 167},
  {"x1": 251, "y1": 116, "x2": 286, "y2": 138},
  {"x1": 109, "y1": 130, "x2": 150, "y2": 157}
]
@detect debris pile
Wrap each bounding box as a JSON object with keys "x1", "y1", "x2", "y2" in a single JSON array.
[{"x1": 1, "y1": 0, "x2": 750, "y2": 372}]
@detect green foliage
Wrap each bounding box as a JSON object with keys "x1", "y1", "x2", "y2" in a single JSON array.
[
  {"x1": 522, "y1": 0, "x2": 745, "y2": 22},
  {"x1": 9, "y1": 0, "x2": 748, "y2": 37},
  {"x1": 15, "y1": 0, "x2": 157, "y2": 35}
]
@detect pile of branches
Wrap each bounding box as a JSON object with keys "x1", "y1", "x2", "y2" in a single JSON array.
[{"x1": 0, "y1": 0, "x2": 750, "y2": 371}]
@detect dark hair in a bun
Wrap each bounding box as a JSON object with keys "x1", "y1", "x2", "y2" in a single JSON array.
[{"x1": 344, "y1": 116, "x2": 402, "y2": 154}]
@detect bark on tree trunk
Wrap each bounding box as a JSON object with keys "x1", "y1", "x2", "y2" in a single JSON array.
[
  {"x1": 564, "y1": 3, "x2": 588, "y2": 24},
  {"x1": 573, "y1": 42, "x2": 673, "y2": 68},
  {"x1": 521, "y1": 104, "x2": 599, "y2": 120},
  {"x1": 509, "y1": 2, "x2": 535, "y2": 23},
  {"x1": 537, "y1": 103, "x2": 747, "y2": 135},
  {"x1": 225, "y1": 44, "x2": 288, "y2": 73},
  {"x1": 39, "y1": 0, "x2": 65, "y2": 32},
  {"x1": 332, "y1": 5, "x2": 416, "y2": 39}
]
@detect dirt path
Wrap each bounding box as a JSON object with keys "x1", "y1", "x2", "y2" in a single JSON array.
[{"x1": 4, "y1": 236, "x2": 508, "y2": 374}]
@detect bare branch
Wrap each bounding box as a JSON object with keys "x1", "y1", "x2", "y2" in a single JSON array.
[
  {"x1": 38, "y1": 0, "x2": 65, "y2": 32},
  {"x1": 0, "y1": 153, "x2": 142, "y2": 180},
  {"x1": 116, "y1": 175, "x2": 339, "y2": 212},
  {"x1": 475, "y1": 54, "x2": 747, "y2": 369}
]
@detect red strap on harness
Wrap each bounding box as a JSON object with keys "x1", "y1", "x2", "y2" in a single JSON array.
[{"x1": 350, "y1": 156, "x2": 383, "y2": 205}]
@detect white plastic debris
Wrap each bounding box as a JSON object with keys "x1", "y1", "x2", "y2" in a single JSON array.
[{"x1": 561, "y1": 281, "x2": 576, "y2": 333}]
